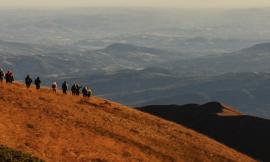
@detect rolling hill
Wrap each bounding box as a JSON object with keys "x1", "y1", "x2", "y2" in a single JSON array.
[
  {"x1": 140, "y1": 102, "x2": 270, "y2": 161},
  {"x1": 167, "y1": 42, "x2": 270, "y2": 76},
  {"x1": 0, "y1": 83, "x2": 255, "y2": 162}
]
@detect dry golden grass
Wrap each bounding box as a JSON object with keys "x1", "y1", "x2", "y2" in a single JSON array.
[{"x1": 0, "y1": 83, "x2": 256, "y2": 162}]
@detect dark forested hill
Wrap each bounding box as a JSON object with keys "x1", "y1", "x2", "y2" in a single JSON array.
[{"x1": 140, "y1": 102, "x2": 270, "y2": 162}]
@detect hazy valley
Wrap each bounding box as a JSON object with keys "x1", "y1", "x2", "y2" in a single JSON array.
[{"x1": 1, "y1": 8, "x2": 270, "y2": 119}]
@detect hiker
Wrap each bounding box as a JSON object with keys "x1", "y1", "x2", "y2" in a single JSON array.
[
  {"x1": 25, "y1": 75, "x2": 32, "y2": 88},
  {"x1": 0, "y1": 68, "x2": 4, "y2": 86},
  {"x1": 71, "y1": 83, "x2": 77, "y2": 95},
  {"x1": 5, "y1": 71, "x2": 9, "y2": 83},
  {"x1": 10, "y1": 72, "x2": 14, "y2": 83},
  {"x1": 76, "y1": 84, "x2": 82, "y2": 96},
  {"x1": 52, "y1": 82, "x2": 57, "y2": 93},
  {"x1": 62, "y1": 81, "x2": 68, "y2": 94},
  {"x1": 34, "y1": 77, "x2": 41, "y2": 90},
  {"x1": 82, "y1": 86, "x2": 92, "y2": 98},
  {"x1": 5, "y1": 71, "x2": 14, "y2": 84}
]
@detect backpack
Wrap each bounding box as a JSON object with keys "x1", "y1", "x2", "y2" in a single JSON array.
[
  {"x1": 88, "y1": 89, "x2": 92, "y2": 97},
  {"x1": 52, "y1": 82, "x2": 57, "y2": 89}
]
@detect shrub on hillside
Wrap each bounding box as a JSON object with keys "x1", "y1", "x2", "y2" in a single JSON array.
[{"x1": 0, "y1": 145, "x2": 44, "y2": 162}]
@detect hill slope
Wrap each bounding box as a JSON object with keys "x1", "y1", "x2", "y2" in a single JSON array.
[
  {"x1": 140, "y1": 102, "x2": 270, "y2": 162},
  {"x1": 0, "y1": 83, "x2": 255, "y2": 162}
]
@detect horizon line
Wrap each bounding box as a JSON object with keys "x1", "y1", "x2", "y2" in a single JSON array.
[{"x1": 0, "y1": 6, "x2": 270, "y2": 10}]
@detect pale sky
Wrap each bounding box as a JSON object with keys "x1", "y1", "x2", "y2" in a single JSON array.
[{"x1": 0, "y1": 0, "x2": 270, "y2": 8}]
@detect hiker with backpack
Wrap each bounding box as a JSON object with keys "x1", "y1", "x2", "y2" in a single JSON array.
[
  {"x1": 82, "y1": 86, "x2": 92, "y2": 98},
  {"x1": 52, "y1": 82, "x2": 57, "y2": 93},
  {"x1": 76, "y1": 84, "x2": 82, "y2": 96},
  {"x1": 34, "y1": 77, "x2": 41, "y2": 90},
  {"x1": 71, "y1": 83, "x2": 77, "y2": 95},
  {"x1": 25, "y1": 75, "x2": 33, "y2": 88},
  {"x1": 0, "y1": 68, "x2": 4, "y2": 86},
  {"x1": 5, "y1": 71, "x2": 14, "y2": 84},
  {"x1": 62, "y1": 81, "x2": 68, "y2": 94}
]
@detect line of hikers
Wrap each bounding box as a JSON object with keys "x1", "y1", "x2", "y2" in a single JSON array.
[
  {"x1": 0, "y1": 68, "x2": 92, "y2": 98},
  {"x1": 0, "y1": 68, "x2": 14, "y2": 85}
]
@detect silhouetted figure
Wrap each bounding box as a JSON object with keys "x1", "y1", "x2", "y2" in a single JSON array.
[
  {"x1": 25, "y1": 75, "x2": 32, "y2": 88},
  {"x1": 82, "y1": 86, "x2": 92, "y2": 98},
  {"x1": 34, "y1": 77, "x2": 41, "y2": 90},
  {"x1": 52, "y1": 82, "x2": 57, "y2": 93},
  {"x1": 5, "y1": 71, "x2": 14, "y2": 84},
  {"x1": 76, "y1": 84, "x2": 82, "y2": 96},
  {"x1": 71, "y1": 84, "x2": 77, "y2": 95},
  {"x1": 0, "y1": 68, "x2": 4, "y2": 86},
  {"x1": 62, "y1": 81, "x2": 68, "y2": 94}
]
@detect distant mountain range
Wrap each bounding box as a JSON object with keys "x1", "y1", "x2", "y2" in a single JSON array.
[
  {"x1": 0, "y1": 41, "x2": 184, "y2": 81},
  {"x1": 2, "y1": 41, "x2": 270, "y2": 118},
  {"x1": 164, "y1": 42, "x2": 270, "y2": 76}
]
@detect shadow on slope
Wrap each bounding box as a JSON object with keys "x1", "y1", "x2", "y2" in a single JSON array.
[{"x1": 140, "y1": 102, "x2": 270, "y2": 162}]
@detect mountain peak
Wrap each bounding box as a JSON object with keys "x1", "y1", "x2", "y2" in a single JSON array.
[
  {"x1": 199, "y1": 102, "x2": 242, "y2": 116},
  {"x1": 141, "y1": 102, "x2": 242, "y2": 118},
  {"x1": 241, "y1": 42, "x2": 270, "y2": 53}
]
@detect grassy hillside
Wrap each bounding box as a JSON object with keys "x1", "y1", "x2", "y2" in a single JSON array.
[{"x1": 0, "y1": 83, "x2": 255, "y2": 162}]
